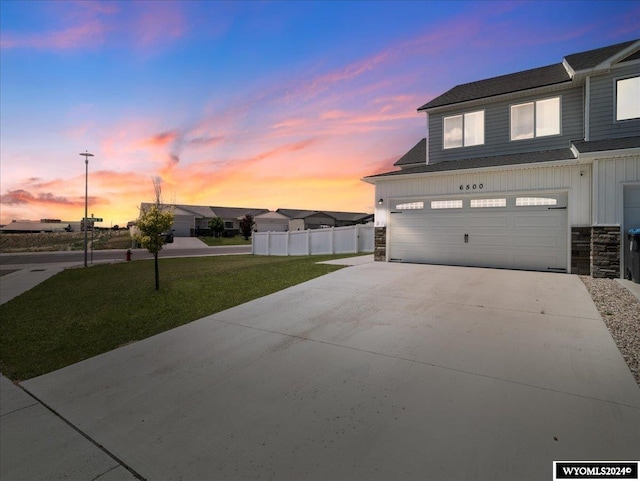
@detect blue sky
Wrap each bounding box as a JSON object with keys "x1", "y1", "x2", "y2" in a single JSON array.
[{"x1": 1, "y1": 0, "x2": 638, "y2": 226}]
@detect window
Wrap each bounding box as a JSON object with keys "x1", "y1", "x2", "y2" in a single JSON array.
[
  {"x1": 395, "y1": 202, "x2": 424, "y2": 210},
  {"x1": 515, "y1": 197, "x2": 557, "y2": 206},
  {"x1": 470, "y1": 198, "x2": 506, "y2": 208},
  {"x1": 616, "y1": 76, "x2": 640, "y2": 121},
  {"x1": 431, "y1": 200, "x2": 463, "y2": 209},
  {"x1": 444, "y1": 110, "x2": 484, "y2": 149},
  {"x1": 224, "y1": 221, "x2": 234, "y2": 229},
  {"x1": 511, "y1": 97, "x2": 560, "y2": 140}
]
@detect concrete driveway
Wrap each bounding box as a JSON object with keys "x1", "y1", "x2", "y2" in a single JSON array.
[{"x1": 19, "y1": 262, "x2": 640, "y2": 480}]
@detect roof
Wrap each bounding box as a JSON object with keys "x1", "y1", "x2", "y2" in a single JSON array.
[
  {"x1": 394, "y1": 138, "x2": 426, "y2": 167},
  {"x1": 210, "y1": 206, "x2": 270, "y2": 219},
  {"x1": 418, "y1": 39, "x2": 639, "y2": 111},
  {"x1": 0, "y1": 221, "x2": 75, "y2": 232},
  {"x1": 572, "y1": 136, "x2": 640, "y2": 154},
  {"x1": 365, "y1": 148, "x2": 575, "y2": 180},
  {"x1": 563, "y1": 39, "x2": 638, "y2": 71},
  {"x1": 418, "y1": 63, "x2": 570, "y2": 111},
  {"x1": 277, "y1": 209, "x2": 371, "y2": 222}
]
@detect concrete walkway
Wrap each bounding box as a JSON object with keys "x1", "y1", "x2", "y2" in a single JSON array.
[{"x1": 8, "y1": 261, "x2": 638, "y2": 481}]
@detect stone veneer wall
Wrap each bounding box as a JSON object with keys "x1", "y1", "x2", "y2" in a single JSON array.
[
  {"x1": 590, "y1": 226, "x2": 620, "y2": 278},
  {"x1": 571, "y1": 227, "x2": 591, "y2": 275},
  {"x1": 374, "y1": 227, "x2": 386, "y2": 262}
]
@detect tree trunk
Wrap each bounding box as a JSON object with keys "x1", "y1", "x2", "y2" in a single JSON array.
[{"x1": 154, "y1": 252, "x2": 160, "y2": 291}]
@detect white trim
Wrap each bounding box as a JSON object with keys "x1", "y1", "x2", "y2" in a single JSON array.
[{"x1": 362, "y1": 158, "x2": 580, "y2": 184}]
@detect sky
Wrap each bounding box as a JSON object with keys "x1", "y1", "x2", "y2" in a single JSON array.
[{"x1": 1, "y1": 1, "x2": 638, "y2": 227}]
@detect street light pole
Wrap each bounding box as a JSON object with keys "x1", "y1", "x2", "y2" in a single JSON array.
[{"x1": 79, "y1": 151, "x2": 94, "y2": 267}]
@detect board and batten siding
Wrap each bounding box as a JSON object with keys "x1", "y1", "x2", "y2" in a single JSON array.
[
  {"x1": 588, "y1": 62, "x2": 640, "y2": 141},
  {"x1": 593, "y1": 156, "x2": 640, "y2": 225},
  {"x1": 374, "y1": 163, "x2": 591, "y2": 227},
  {"x1": 427, "y1": 87, "x2": 584, "y2": 164}
]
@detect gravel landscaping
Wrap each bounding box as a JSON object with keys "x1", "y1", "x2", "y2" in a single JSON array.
[{"x1": 581, "y1": 276, "x2": 640, "y2": 386}]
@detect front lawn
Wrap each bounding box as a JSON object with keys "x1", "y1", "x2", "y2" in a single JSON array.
[
  {"x1": 0, "y1": 254, "x2": 351, "y2": 381},
  {"x1": 198, "y1": 236, "x2": 252, "y2": 246}
]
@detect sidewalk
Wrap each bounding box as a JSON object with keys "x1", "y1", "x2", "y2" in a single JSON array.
[{"x1": 0, "y1": 260, "x2": 141, "y2": 480}]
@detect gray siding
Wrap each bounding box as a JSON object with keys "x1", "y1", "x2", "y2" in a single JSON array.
[
  {"x1": 428, "y1": 87, "x2": 584, "y2": 163},
  {"x1": 589, "y1": 62, "x2": 640, "y2": 141}
]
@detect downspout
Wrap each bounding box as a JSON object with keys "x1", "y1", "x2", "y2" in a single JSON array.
[
  {"x1": 584, "y1": 76, "x2": 590, "y2": 141},
  {"x1": 425, "y1": 112, "x2": 430, "y2": 165}
]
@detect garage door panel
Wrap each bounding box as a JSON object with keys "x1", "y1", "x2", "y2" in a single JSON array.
[
  {"x1": 513, "y1": 234, "x2": 563, "y2": 248},
  {"x1": 470, "y1": 234, "x2": 508, "y2": 246},
  {"x1": 514, "y1": 213, "x2": 564, "y2": 228},
  {"x1": 468, "y1": 215, "x2": 509, "y2": 228}
]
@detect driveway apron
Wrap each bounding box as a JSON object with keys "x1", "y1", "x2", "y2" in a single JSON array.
[{"x1": 22, "y1": 262, "x2": 639, "y2": 481}]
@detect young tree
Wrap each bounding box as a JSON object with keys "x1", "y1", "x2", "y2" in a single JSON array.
[
  {"x1": 208, "y1": 216, "x2": 225, "y2": 237},
  {"x1": 239, "y1": 213, "x2": 255, "y2": 240},
  {"x1": 135, "y1": 179, "x2": 174, "y2": 290}
]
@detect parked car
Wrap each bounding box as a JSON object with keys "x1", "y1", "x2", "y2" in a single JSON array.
[{"x1": 160, "y1": 230, "x2": 174, "y2": 243}]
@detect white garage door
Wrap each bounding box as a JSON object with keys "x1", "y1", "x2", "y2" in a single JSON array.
[{"x1": 389, "y1": 193, "x2": 567, "y2": 272}]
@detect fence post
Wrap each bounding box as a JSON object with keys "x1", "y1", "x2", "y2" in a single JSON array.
[
  {"x1": 286, "y1": 231, "x2": 290, "y2": 256},
  {"x1": 330, "y1": 227, "x2": 335, "y2": 254},
  {"x1": 355, "y1": 224, "x2": 359, "y2": 253},
  {"x1": 306, "y1": 229, "x2": 311, "y2": 255},
  {"x1": 267, "y1": 231, "x2": 271, "y2": 256}
]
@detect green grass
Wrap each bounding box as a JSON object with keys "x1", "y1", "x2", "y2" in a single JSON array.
[
  {"x1": 198, "y1": 236, "x2": 252, "y2": 246},
  {"x1": 0, "y1": 254, "x2": 353, "y2": 381}
]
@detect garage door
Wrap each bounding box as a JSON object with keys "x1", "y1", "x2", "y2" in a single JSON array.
[{"x1": 389, "y1": 193, "x2": 567, "y2": 272}]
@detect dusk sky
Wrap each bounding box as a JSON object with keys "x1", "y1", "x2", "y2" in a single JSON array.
[{"x1": 1, "y1": 1, "x2": 638, "y2": 227}]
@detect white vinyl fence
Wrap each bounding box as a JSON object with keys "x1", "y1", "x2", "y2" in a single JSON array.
[{"x1": 253, "y1": 225, "x2": 374, "y2": 256}]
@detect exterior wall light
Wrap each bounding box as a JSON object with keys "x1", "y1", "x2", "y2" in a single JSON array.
[{"x1": 378, "y1": 198, "x2": 383, "y2": 205}]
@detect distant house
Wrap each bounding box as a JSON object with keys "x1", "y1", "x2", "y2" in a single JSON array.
[
  {"x1": 140, "y1": 203, "x2": 269, "y2": 237},
  {"x1": 254, "y1": 211, "x2": 290, "y2": 232},
  {"x1": 0, "y1": 219, "x2": 80, "y2": 233},
  {"x1": 139, "y1": 203, "x2": 373, "y2": 236},
  {"x1": 276, "y1": 209, "x2": 373, "y2": 231},
  {"x1": 210, "y1": 206, "x2": 270, "y2": 235}
]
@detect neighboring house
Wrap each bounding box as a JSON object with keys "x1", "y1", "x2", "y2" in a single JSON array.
[
  {"x1": 140, "y1": 203, "x2": 270, "y2": 237},
  {"x1": 210, "y1": 206, "x2": 270, "y2": 234},
  {"x1": 0, "y1": 220, "x2": 80, "y2": 233},
  {"x1": 364, "y1": 39, "x2": 640, "y2": 279},
  {"x1": 254, "y1": 211, "x2": 290, "y2": 232},
  {"x1": 276, "y1": 209, "x2": 373, "y2": 231}
]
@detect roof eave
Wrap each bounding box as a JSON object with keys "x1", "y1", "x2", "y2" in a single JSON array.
[
  {"x1": 363, "y1": 157, "x2": 581, "y2": 183},
  {"x1": 417, "y1": 79, "x2": 573, "y2": 114}
]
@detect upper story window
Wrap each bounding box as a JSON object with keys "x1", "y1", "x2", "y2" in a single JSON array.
[
  {"x1": 616, "y1": 76, "x2": 640, "y2": 121},
  {"x1": 510, "y1": 97, "x2": 560, "y2": 140},
  {"x1": 443, "y1": 110, "x2": 484, "y2": 149}
]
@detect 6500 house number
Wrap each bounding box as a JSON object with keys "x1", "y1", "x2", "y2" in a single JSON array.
[{"x1": 459, "y1": 183, "x2": 483, "y2": 191}]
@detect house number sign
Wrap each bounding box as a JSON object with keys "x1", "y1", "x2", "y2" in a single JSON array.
[{"x1": 459, "y1": 183, "x2": 483, "y2": 191}]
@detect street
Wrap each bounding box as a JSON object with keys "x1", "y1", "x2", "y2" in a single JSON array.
[{"x1": 0, "y1": 245, "x2": 252, "y2": 267}]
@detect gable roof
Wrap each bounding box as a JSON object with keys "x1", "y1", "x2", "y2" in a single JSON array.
[
  {"x1": 418, "y1": 39, "x2": 639, "y2": 111},
  {"x1": 210, "y1": 206, "x2": 270, "y2": 219},
  {"x1": 564, "y1": 39, "x2": 639, "y2": 71},
  {"x1": 277, "y1": 209, "x2": 370, "y2": 222},
  {"x1": 394, "y1": 138, "x2": 426, "y2": 167},
  {"x1": 364, "y1": 148, "x2": 575, "y2": 181}
]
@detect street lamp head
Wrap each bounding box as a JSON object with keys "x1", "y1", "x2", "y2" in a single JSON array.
[{"x1": 79, "y1": 151, "x2": 94, "y2": 163}]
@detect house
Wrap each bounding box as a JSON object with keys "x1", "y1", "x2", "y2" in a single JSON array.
[
  {"x1": 364, "y1": 39, "x2": 640, "y2": 279},
  {"x1": 276, "y1": 209, "x2": 373, "y2": 231},
  {"x1": 210, "y1": 206, "x2": 270, "y2": 235},
  {"x1": 0, "y1": 219, "x2": 81, "y2": 233},
  {"x1": 139, "y1": 203, "x2": 270, "y2": 237},
  {"x1": 254, "y1": 211, "x2": 290, "y2": 232}
]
